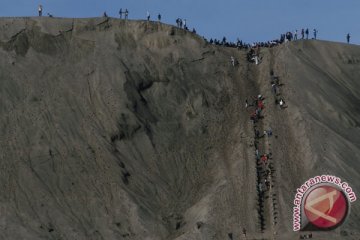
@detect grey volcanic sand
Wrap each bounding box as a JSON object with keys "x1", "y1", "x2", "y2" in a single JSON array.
[{"x1": 0, "y1": 18, "x2": 359, "y2": 240}]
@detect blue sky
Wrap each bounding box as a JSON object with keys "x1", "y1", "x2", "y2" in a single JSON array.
[{"x1": 1, "y1": 0, "x2": 359, "y2": 44}]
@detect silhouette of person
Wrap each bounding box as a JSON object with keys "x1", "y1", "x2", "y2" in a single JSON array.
[
  {"x1": 305, "y1": 28, "x2": 309, "y2": 39},
  {"x1": 125, "y1": 9, "x2": 129, "y2": 19},
  {"x1": 313, "y1": 29, "x2": 318, "y2": 39},
  {"x1": 222, "y1": 36, "x2": 227, "y2": 45},
  {"x1": 119, "y1": 8, "x2": 123, "y2": 19},
  {"x1": 347, "y1": 33, "x2": 350, "y2": 43},
  {"x1": 147, "y1": 11, "x2": 150, "y2": 21},
  {"x1": 38, "y1": 5, "x2": 43, "y2": 17},
  {"x1": 301, "y1": 28, "x2": 304, "y2": 39},
  {"x1": 158, "y1": 14, "x2": 161, "y2": 22}
]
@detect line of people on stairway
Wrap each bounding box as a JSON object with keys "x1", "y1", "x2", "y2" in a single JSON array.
[
  {"x1": 246, "y1": 93, "x2": 273, "y2": 231},
  {"x1": 269, "y1": 70, "x2": 287, "y2": 109},
  {"x1": 247, "y1": 67, "x2": 291, "y2": 227},
  {"x1": 246, "y1": 94, "x2": 273, "y2": 194}
]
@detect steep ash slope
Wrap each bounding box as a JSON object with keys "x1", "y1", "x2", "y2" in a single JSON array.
[
  {"x1": 0, "y1": 18, "x2": 360, "y2": 240},
  {"x1": 258, "y1": 40, "x2": 360, "y2": 239},
  {"x1": 0, "y1": 18, "x2": 258, "y2": 240}
]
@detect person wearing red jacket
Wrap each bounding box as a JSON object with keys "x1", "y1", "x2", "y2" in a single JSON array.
[
  {"x1": 261, "y1": 154, "x2": 268, "y2": 164},
  {"x1": 258, "y1": 100, "x2": 264, "y2": 109}
]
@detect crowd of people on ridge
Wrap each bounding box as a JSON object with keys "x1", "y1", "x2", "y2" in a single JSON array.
[
  {"x1": 281, "y1": 28, "x2": 318, "y2": 42},
  {"x1": 36, "y1": 5, "x2": 353, "y2": 45}
]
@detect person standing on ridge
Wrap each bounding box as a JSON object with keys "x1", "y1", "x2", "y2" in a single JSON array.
[
  {"x1": 158, "y1": 14, "x2": 161, "y2": 22},
  {"x1": 313, "y1": 29, "x2": 318, "y2": 39},
  {"x1": 125, "y1": 9, "x2": 129, "y2": 19},
  {"x1": 147, "y1": 11, "x2": 150, "y2": 21},
  {"x1": 305, "y1": 28, "x2": 309, "y2": 39},
  {"x1": 301, "y1": 28, "x2": 305, "y2": 39},
  {"x1": 347, "y1": 33, "x2": 350, "y2": 43},
  {"x1": 38, "y1": 5, "x2": 43, "y2": 17},
  {"x1": 119, "y1": 8, "x2": 123, "y2": 19}
]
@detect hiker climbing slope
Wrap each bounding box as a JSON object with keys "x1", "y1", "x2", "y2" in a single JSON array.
[{"x1": 231, "y1": 56, "x2": 235, "y2": 67}]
